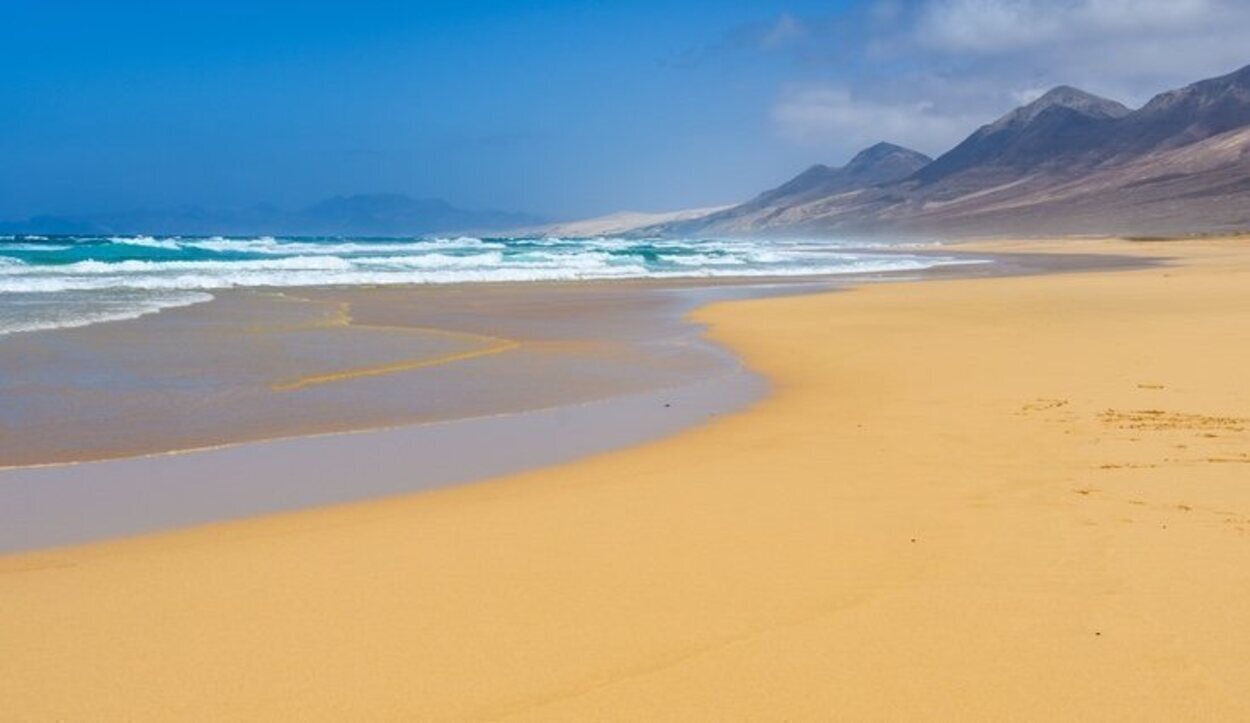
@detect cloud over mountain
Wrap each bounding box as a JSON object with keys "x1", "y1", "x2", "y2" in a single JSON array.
[{"x1": 762, "y1": 0, "x2": 1250, "y2": 159}]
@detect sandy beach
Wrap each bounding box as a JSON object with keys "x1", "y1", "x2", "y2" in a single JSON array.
[{"x1": 3, "y1": 238, "x2": 1249, "y2": 720}]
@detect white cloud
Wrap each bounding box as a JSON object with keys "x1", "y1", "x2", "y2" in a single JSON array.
[
  {"x1": 1011, "y1": 87, "x2": 1047, "y2": 105},
  {"x1": 767, "y1": 0, "x2": 1250, "y2": 157},
  {"x1": 1077, "y1": 0, "x2": 1215, "y2": 31},
  {"x1": 772, "y1": 85, "x2": 985, "y2": 154},
  {"x1": 918, "y1": 0, "x2": 1063, "y2": 52},
  {"x1": 915, "y1": 0, "x2": 1245, "y2": 55},
  {"x1": 918, "y1": 0, "x2": 1235, "y2": 55},
  {"x1": 759, "y1": 13, "x2": 808, "y2": 50},
  {"x1": 918, "y1": 0, "x2": 1250, "y2": 102}
]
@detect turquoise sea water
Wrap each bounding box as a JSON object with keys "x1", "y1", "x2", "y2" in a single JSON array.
[{"x1": 0, "y1": 234, "x2": 974, "y2": 335}]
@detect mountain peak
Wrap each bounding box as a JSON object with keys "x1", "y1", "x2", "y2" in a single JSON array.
[
  {"x1": 765, "y1": 143, "x2": 930, "y2": 200},
  {"x1": 1116, "y1": 63, "x2": 1250, "y2": 152},
  {"x1": 913, "y1": 88, "x2": 1128, "y2": 185},
  {"x1": 990, "y1": 86, "x2": 1130, "y2": 131},
  {"x1": 673, "y1": 142, "x2": 931, "y2": 232},
  {"x1": 846, "y1": 142, "x2": 932, "y2": 171},
  {"x1": 1140, "y1": 62, "x2": 1250, "y2": 114}
]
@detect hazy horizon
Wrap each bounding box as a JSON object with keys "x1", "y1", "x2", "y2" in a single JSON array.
[{"x1": 5, "y1": 0, "x2": 1250, "y2": 222}]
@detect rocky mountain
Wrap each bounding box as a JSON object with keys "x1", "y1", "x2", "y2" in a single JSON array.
[
  {"x1": 662, "y1": 63, "x2": 1250, "y2": 238},
  {"x1": 0, "y1": 194, "x2": 543, "y2": 237},
  {"x1": 1116, "y1": 64, "x2": 1250, "y2": 154},
  {"x1": 662, "y1": 142, "x2": 931, "y2": 236},
  {"x1": 910, "y1": 86, "x2": 1129, "y2": 186}
]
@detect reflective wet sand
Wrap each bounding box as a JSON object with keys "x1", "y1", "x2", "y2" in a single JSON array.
[{"x1": 0, "y1": 282, "x2": 741, "y2": 467}]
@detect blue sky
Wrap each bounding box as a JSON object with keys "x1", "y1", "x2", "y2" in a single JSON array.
[{"x1": 3, "y1": 0, "x2": 1248, "y2": 220}]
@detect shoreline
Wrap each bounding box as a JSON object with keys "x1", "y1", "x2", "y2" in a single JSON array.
[
  {"x1": 0, "y1": 246, "x2": 1143, "y2": 470},
  {"x1": 0, "y1": 248, "x2": 1152, "y2": 554},
  {"x1": 0, "y1": 365, "x2": 764, "y2": 553},
  {"x1": 5, "y1": 238, "x2": 1248, "y2": 719}
]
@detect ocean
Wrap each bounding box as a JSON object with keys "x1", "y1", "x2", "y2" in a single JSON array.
[{"x1": 0, "y1": 234, "x2": 974, "y2": 336}]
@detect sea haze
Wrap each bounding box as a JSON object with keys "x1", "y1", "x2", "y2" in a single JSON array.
[{"x1": 0, "y1": 235, "x2": 976, "y2": 336}]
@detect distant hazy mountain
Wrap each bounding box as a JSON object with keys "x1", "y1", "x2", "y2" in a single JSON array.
[
  {"x1": 294, "y1": 194, "x2": 541, "y2": 236},
  {"x1": 762, "y1": 143, "x2": 935, "y2": 202},
  {"x1": 658, "y1": 143, "x2": 931, "y2": 236},
  {"x1": 0, "y1": 194, "x2": 544, "y2": 237},
  {"x1": 663, "y1": 63, "x2": 1250, "y2": 238}
]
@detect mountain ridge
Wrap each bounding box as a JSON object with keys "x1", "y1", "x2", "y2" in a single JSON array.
[
  {"x1": 660, "y1": 141, "x2": 932, "y2": 236},
  {"x1": 660, "y1": 62, "x2": 1250, "y2": 238}
]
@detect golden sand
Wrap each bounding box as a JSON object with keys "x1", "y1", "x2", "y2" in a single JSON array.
[{"x1": 3, "y1": 239, "x2": 1249, "y2": 720}]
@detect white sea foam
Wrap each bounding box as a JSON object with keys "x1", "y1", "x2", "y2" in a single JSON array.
[
  {"x1": 1, "y1": 255, "x2": 361, "y2": 275},
  {"x1": 136, "y1": 235, "x2": 507, "y2": 256},
  {"x1": 0, "y1": 235, "x2": 988, "y2": 335},
  {"x1": 109, "y1": 235, "x2": 183, "y2": 250},
  {"x1": 0, "y1": 243, "x2": 74, "y2": 252},
  {"x1": 0, "y1": 290, "x2": 214, "y2": 337},
  {"x1": 0, "y1": 256, "x2": 979, "y2": 293},
  {"x1": 660, "y1": 252, "x2": 746, "y2": 266}
]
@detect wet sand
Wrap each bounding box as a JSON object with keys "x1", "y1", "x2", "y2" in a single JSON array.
[
  {"x1": 0, "y1": 283, "x2": 742, "y2": 467},
  {"x1": 0, "y1": 371, "x2": 760, "y2": 552}
]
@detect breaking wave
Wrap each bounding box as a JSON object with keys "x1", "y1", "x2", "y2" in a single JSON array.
[{"x1": 0, "y1": 234, "x2": 980, "y2": 335}]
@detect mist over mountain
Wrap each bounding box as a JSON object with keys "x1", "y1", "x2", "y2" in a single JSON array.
[{"x1": 0, "y1": 194, "x2": 544, "y2": 237}]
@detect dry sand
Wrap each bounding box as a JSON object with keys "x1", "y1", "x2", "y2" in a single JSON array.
[{"x1": 3, "y1": 238, "x2": 1249, "y2": 720}]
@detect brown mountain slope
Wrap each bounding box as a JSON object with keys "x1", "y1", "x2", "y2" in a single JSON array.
[
  {"x1": 665, "y1": 64, "x2": 1250, "y2": 238},
  {"x1": 901, "y1": 124, "x2": 1250, "y2": 236},
  {"x1": 659, "y1": 143, "x2": 931, "y2": 236}
]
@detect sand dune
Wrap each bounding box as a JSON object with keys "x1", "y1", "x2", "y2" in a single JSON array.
[{"x1": 538, "y1": 205, "x2": 731, "y2": 237}]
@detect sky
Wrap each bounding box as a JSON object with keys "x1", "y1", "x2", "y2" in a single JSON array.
[{"x1": 2, "y1": 0, "x2": 1248, "y2": 221}]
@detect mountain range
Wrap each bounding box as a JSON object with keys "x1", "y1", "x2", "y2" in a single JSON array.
[
  {"x1": 654, "y1": 63, "x2": 1250, "y2": 239},
  {"x1": 0, "y1": 194, "x2": 543, "y2": 237},
  {"x1": 8, "y1": 63, "x2": 1250, "y2": 240}
]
